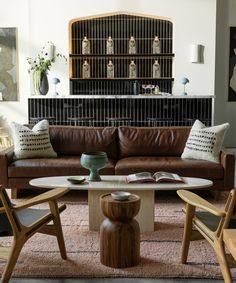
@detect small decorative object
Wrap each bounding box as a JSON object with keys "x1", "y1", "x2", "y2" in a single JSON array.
[
  {"x1": 111, "y1": 191, "x2": 131, "y2": 201},
  {"x1": 133, "y1": 80, "x2": 140, "y2": 95},
  {"x1": 0, "y1": 127, "x2": 12, "y2": 149},
  {"x1": 181, "y1": 77, "x2": 190, "y2": 95},
  {"x1": 129, "y1": 36, "x2": 136, "y2": 54},
  {"x1": 153, "y1": 60, "x2": 161, "y2": 78},
  {"x1": 27, "y1": 41, "x2": 67, "y2": 95},
  {"x1": 51, "y1": 77, "x2": 60, "y2": 96},
  {"x1": 154, "y1": 85, "x2": 160, "y2": 94},
  {"x1": 107, "y1": 60, "x2": 114, "y2": 78},
  {"x1": 82, "y1": 60, "x2": 90, "y2": 78},
  {"x1": 80, "y1": 151, "x2": 108, "y2": 181},
  {"x1": 129, "y1": 60, "x2": 136, "y2": 78},
  {"x1": 142, "y1": 84, "x2": 148, "y2": 94},
  {"x1": 67, "y1": 176, "x2": 86, "y2": 184},
  {"x1": 153, "y1": 36, "x2": 161, "y2": 54},
  {"x1": 82, "y1": 36, "x2": 90, "y2": 54},
  {"x1": 147, "y1": 84, "x2": 155, "y2": 94},
  {"x1": 106, "y1": 36, "x2": 114, "y2": 54}
]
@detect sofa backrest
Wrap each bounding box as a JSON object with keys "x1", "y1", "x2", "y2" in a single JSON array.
[
  {"x1": 118, "y1": 126, "x2": 191, "y2": 158},
  {"x1": 49, "y1": 126, "x2": 118, "y2": 159}
]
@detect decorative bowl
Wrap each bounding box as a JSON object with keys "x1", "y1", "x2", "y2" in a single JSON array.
[
  {"x1": 111, "y1": 191, "x2": 131, "y2": 201},
  {"x1": 80, "y1": 151, "x2": 108, "y2": 181},
  {"x1": 67, "y1": 176, "x2": 86, "y2": 184}
]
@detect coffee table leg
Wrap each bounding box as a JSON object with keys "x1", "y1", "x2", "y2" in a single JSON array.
[{"x1": 88, "y1": 190, "x2": 154, "y2": 232}]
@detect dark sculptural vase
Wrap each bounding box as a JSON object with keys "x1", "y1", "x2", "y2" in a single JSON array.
[{"x1": 39, "y1": 72, "x2": 49, "y2": 95}]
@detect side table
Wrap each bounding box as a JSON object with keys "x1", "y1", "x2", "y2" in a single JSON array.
[{"x1": 100, "y1": 193, "x2": 141, "y2": 268}]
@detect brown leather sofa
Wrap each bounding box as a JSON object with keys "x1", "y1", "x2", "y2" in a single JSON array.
[{"x1": 0, "y1": 126, "x2": 234, "y2": 197}]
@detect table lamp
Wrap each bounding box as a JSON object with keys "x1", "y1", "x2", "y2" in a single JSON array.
[
  {"x1": 181, "y1": 77, "x2": 189, "y2": 95},
  {"x1": 51, "y1": 77, "x2": 60, "y2": 96}
]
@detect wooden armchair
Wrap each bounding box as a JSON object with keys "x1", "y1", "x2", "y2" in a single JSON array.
[
  {"x1": 177, "y1": 189, "x2": 236, "y2": 283},
  {"x1": 0, "y1": 185, "x2": 69, "y2": 283}
]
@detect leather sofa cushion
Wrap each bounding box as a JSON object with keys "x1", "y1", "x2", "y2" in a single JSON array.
[
  {"x1": 48, "y1": 126, "x2": 118, "y2": 159},
  {"x1": 8, "y1": 156, "x2": 115, "y2": 177},
  {"x1": 115, "y1": 156, "x2": 223, "y2": 179},
  {"x1": 118, "y1": 126, "x2": 191, "y2": 158}
]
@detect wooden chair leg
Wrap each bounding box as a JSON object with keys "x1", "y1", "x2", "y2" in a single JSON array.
[
  {"x1": 214, "y1": 240, "x2": 233, "y2": 283},
  {"x1": 49, "y1": 201, "x2": 67, "y2": 260},
  {"x1": 1, "y1": 240, "x2": 24, "y2": 283},
  {"x1": 181, "y1": 204, "x2": 195, "y2": 263}
]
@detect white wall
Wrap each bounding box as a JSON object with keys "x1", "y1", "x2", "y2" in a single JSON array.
[{"x1": 0, "y1": 0, "x2": 217, "y2": 127}]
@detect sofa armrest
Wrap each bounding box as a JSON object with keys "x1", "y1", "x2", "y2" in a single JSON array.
[
  {"x1": 220, "y1": 149, "x2": 235, "y2": 190},
  {"x1": 0, "y1": 146, "x2": 14, "y2": 186}
]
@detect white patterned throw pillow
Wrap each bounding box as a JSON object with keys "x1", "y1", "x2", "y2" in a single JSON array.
[
  {"x1": 181, "y1": 120, "x2": 229, "y2": 163},
  {"x1": 11, "y1": 120, "x2": 57, "y2": 160}
]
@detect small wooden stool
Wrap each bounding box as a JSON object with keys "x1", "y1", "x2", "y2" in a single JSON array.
[{"x1": 100, "y1": 193, "x2": 140, "y2": 268}]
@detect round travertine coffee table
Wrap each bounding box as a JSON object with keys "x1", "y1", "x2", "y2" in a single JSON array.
[
  {"x1": 30, "y1": 175, "x2": 213, "y2": 232},
  {"x1": 100, "y1": 193, "x2": 141, "y2": 268}
]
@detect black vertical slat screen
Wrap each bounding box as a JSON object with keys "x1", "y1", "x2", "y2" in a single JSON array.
[
  {"x1": 70, "y1": 13, "x2": 174, "y2": 95},
  {"x1": 28, "y1": 97, "x2": 213, "y2": 127},
  {"x1": 29, "y1": 14, "x2": 213, "y2": 128}
]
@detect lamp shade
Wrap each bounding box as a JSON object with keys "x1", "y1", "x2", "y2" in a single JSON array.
[
  {"x1": 51, "y1": 78, "x2": 60, "y2": 85},
  {"x1": 181, "y1": 77, "x2": 189, "y2": 85}
]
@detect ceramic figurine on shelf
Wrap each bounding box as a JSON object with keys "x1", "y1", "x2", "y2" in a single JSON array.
[
  {"x1": 106, "y1": 36, "x2": 114, "y2": 54},
  {"x1": 107, "y1": 60, "x2": 114, "y2": 78},
  {"x1": 154, "y1": 85, "x2": 160, "y2": 95},
  {"x1": 129, "y1": 36, "x2": 136, "y2": 54},
  {"x1": 153, "y1": 36, "x2": 161, "y2": 54},
  {"x1": 82, "y1": 36, "x2": 90, "y2": 54},
  {"x1": 129, "y1": 60, "x2": 137, "y2": 78},
  {"x1": 82, "y1": 60, "x2": 90, "y2": 78},
  {"x1": 153, "y1": 60, "x2": 161, "y2": 78}
]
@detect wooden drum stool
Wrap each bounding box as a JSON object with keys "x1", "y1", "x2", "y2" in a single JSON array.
[{"x1": 100, "y1": 193, "x2": 141, "y2": 268}]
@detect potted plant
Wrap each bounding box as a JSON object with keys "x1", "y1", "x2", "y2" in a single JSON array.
[{"x1": 27, "y1": 42, "x2": 67, "y2": 95}]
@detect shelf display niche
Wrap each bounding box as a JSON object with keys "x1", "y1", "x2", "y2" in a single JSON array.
[{"x1": 69, "y1": 12, "x2": 174, "y2": 95}]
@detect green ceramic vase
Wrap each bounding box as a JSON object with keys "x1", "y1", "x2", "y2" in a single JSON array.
[{"x1": 80, "y1": 151, "x2": 108, "y2": 181}]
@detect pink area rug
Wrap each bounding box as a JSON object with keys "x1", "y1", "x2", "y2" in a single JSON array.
[{"x1": 0, "y1": 192, "x2": 233, "y2": 279}]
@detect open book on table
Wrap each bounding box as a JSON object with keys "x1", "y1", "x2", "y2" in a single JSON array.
[{"x1": 126, "y1": 171, "x2": 185, "y2": 184}]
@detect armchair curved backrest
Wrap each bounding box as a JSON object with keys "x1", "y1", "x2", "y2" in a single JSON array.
[
  {"x1": 0, "y1": 185, "x2": 69, "y2": 283},
  {"x1": 177, "y1": 189, "x2": 236, "y2": 283}
]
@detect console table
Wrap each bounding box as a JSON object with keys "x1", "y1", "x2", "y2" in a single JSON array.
[{"x1": 28, "y1": 95, "x2": 214, "y2": 127}]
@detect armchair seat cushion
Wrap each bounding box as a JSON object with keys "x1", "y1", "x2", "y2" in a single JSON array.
[
  {"x1": 8, "y1": 156, "x2": 115, "y2": 177},
  {"x1": 16, "y1": 208, "x2": 51, "y2": 226},
  {"x1": 194, "y1": 211, "x2": 221, "y2": 231},
  {"x1": 115, "y1": 156, "x2": 224, "y2": 179}
]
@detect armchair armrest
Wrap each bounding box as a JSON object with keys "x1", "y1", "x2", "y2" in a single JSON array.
[
  {"x1": 177, "y1": 190, "x2": 226, "y2": 217},
  {"x1": 0, "y1": 146, "x2": 14, "y2": 186},
  {"x1": 220, "y1": 149, "x2": 235, "y2": 190},
  {"x1": 13, "y1": 187, "x2": 69, "y2": 210}
]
